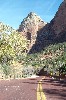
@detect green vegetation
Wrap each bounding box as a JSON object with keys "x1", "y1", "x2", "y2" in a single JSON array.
[
  {"x1": 0, "y1": 22, "x2": 16, "y2": 34},
  {"x1": 0, "y1": 23, "x2": 66, "y2": 79},
  {"x1": 25, "y1": 43, "x2": 66, "y2": 76},
  {"x1": 0, "y1": 29, "x2": 28, "y2": 79}
]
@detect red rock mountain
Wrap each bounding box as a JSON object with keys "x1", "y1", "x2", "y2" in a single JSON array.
[
  {"x1": 29, "y1": 0, "x2": 66, "y2": 53},
  {"x1": 18, "y1": 12, "x2": 46, "y2": 50},
  {"x1": 18, "y1": 1, "x2": 66, "y2": 53},
  {"x1": 49, "y1": 0, "x2": 66, "y2": 39}
]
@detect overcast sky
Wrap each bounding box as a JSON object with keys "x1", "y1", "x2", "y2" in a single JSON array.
[{"x1": 0, "y1": 0, "x2": 63, "y2": 29}]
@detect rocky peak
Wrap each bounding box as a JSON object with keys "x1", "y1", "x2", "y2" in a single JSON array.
[
  {"x1": 18, "y1": 12, "x2": 46, "y2": 32},
  {"x1": 27, "y1": 12, "x2": 43, "y2": 22},
  {"x1": 18, "y1": 12, "x2": 47, "y2": 51}
]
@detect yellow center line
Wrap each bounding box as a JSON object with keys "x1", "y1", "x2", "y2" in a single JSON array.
[{"x1": 37, "y1": 77, "x2": 46, "y2": 100}]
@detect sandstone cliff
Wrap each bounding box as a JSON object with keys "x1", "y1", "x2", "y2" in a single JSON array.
[
  {"x1": 18, "y1": 12, "x2": 46, "y2": 50},
  {"x1": 29, "y1": 0, "x2": 66, "y2": 53}
]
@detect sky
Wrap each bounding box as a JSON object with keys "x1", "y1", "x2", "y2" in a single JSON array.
[{"x1": 0, "y1": 0, "x2": 63, "y2": 29}]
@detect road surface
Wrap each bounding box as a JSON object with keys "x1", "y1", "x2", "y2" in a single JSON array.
[{"x1": 0, "y1": 76, "x2": 66, "y2": 100}]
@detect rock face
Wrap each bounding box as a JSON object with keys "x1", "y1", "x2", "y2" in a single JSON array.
[
  {"x1": 49, "y1": 0, "x2": 66, "y2": 39},
  {"x1": 29, "y1": 0, "x2": 66, "y2": 53},
  {"x1": 52, "y1": 0, "x2": 66, "y2": 33},
  {"x1": 18, "y1": 12, "x2": 46, "y2": 50}
]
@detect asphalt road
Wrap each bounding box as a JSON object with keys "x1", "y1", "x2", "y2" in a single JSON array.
[
  {"x1": 0, "y1": 76, "x2": 42, "y2": 100},
  {"x1": 0, "y1": 76, "x2": 66, "y2": 100}
]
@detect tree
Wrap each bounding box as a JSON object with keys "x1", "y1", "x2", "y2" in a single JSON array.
[{"x1": 0, "y1": 32, "x2": 28, "y2": 77}]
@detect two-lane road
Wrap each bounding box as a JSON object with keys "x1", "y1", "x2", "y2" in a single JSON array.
[{"x1": 0, "y1": 76, "x2": 66, "y2": 100}]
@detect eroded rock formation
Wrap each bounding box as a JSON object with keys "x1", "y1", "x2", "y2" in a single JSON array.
[{"x1": 18, "y1": 12, "x2": 46, "y2": 50}]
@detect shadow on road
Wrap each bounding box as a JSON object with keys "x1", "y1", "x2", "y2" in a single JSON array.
[
  {"x1": 43, "y1": 88, "x2": 66, "y2": 100},
  {"x1": 41, "y1": 77, "x2": 66, "y2": 100}
]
